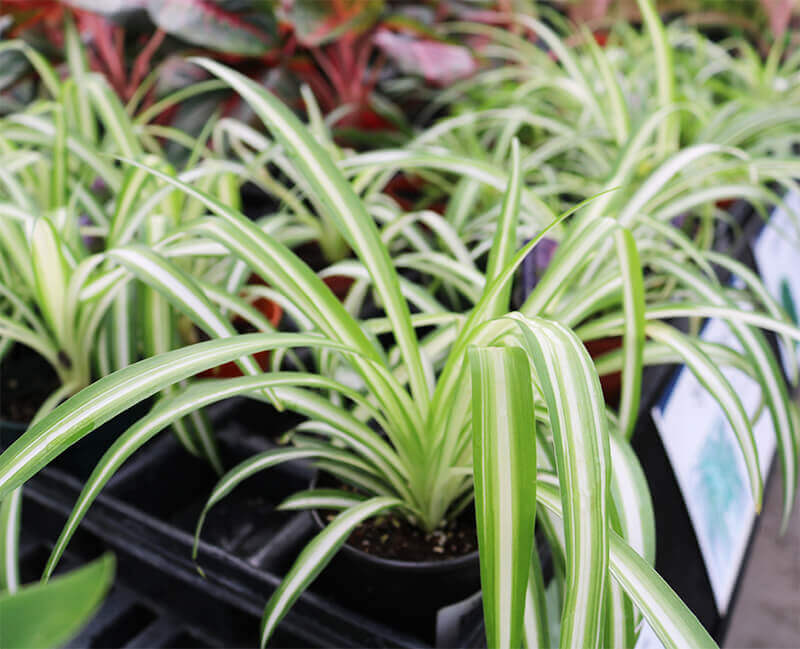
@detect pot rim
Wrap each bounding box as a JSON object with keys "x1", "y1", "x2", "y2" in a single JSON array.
[
  {"x1": 0, "y1": 417, "x2": 29, "y2": 432},
  {"x1": 308, "y1": 475, "x2": 479, "y2": 571}
]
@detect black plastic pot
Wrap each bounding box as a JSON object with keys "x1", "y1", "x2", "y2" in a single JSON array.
[
  {"x1": 17, "y1": 528, "x2": 220, "y2": 649},
  {"x1": 309, "y1": 502, "x2": 481, "y2": 642}
]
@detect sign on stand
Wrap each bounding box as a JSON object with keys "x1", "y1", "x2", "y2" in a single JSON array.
[
  {"x1": 651, "y1": 318, "x2": 776, "y2": 616},
  {"x1": 637, "y1": 194, "x2": 800, "y2": 649},
  {"x1": 752, "y1": 190, "x2": 800, "y2": 378}
]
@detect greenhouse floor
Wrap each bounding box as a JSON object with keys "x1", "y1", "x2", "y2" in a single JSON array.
[{"x1": 725, "y1": 466, "x2": 800, "y2": 648}]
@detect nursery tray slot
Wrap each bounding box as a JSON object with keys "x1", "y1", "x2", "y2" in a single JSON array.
[{"x1": 85, "y1": 600, "x2": 156, "y2": 648}]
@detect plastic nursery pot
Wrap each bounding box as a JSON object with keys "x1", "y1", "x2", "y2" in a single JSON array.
[
  {"x1": 0, "y1": 344, "x2": 150, "y2": 479},
  {"x1": 584, "y1": 336, "x2": 623, "y2": 406},
  {"x1": 322, "y1": 274, "x2": 355, "y2": 301},
  {"x1": 309, "y1": 479, "x2": 480, "y2": 640},
  {"x1": 199, "y1": 275, "x2": 284, "y2": 379},
  {"x1": 593, "y1": 30, "x2": 609, "y2": 47},
  {"x1": 0, "y1": 404, "x2": 151, "y2": 482}
]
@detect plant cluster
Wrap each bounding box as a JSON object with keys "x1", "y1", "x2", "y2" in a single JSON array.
[
  {"x1": 0, "y1": 2, "x2": 799, "y2": 648},
  {"x1": 0, "y1": 20, "x2": 263, "y2": 466}
]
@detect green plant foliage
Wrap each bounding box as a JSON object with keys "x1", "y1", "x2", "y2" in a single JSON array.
[
  {"x1": 0, "y1": 23, "x2": 261, "y2": 583},
  {"x1": 0, "y1": 23, "x2": 245, "y2": 454}
]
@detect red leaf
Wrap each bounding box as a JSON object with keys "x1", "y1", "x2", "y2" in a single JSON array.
[
  {"x1": 287, "y1": 0, "x2": 384, "y2": 47},
  {"x1": 373, "y1": 29, "x2": 475, "y2": 86},
  {"x1": 760, "y1": 0, "x2": 794, "y2": 37},
  {"x1": 147, "y1": 0, "x2": 277, "y2": 55},
  {"x1": 567, "y1": 0, "x2": 612, "y2": 23}
]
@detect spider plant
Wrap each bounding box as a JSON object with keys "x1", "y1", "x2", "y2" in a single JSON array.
[
  {"x1": 0, "y1": 56, "x2": 798, "y2": 648},
  {"x1": 209, "y1": 79, "x2": 555, "y2": 296},
  {"x1": 0, "y1": 21, "x2": 248, "y2": 458},
  {"x1": 666, "y1": 22, "x2": 800, "y2": 148},
  {"x1": 563, "y1": 0, "x2": 797, "y2": 45}
]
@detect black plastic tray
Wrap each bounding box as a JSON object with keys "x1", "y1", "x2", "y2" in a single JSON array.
[
  {"x1": 16, "y1": 529, "x2": 218, "y2": 649},
  {"x1": 19, "y1": 401, "x2": 485, "y2": 649}
]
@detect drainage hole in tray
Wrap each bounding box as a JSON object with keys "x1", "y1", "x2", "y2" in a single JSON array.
[
  {"x1": 169, "y1": 631, "x2": 216, "y2": 648},
  {"x1": 18, "y1": 544, "x2": 84, "y2": 583},
  {"x1": 88, "y1": 603, "x2": 156, "y2": 648}
]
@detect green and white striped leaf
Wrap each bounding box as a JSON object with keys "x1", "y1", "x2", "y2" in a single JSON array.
[
  {"x1": 537, "y1": 478, "x2": 716, "y2": 649},
  {"x1": 107, "y1": 245, "x2": 266, "y2": 382},
  {"x1": 193, "y1": 446, "x2": 354, "y2": 559},
  {"x1": 646, "y1": 321, "x2": 763, "y2": 509},
  {"x1": 523, "y1": 543, "x2": 550, "y2": 649},
  {"x1": 278, "y1": 489, "x2": 366, "y2": 512},
  {"x1": 30, "y1": 218, "x2": 71, "y2": 351},
  {"x1": 484, "y1": 138, "x2": 521, "y2": 317},
  {"x1": 111, "y1": 161, "x2": 421, "y2": 449},
  {"x1": 44, "y1": 373, "x2": 376, "y2": 579},
  {"x1": 615, "y1": 228, "x2": 646, "y2": 440},
  {"x1": 511, "y1": 314, "x2": 609, "y2": 649},
  {"x1": 636, "y1": 0, "x2": 677, "y2": 155},
  {"x1": 86, "y1": 76, "x2": 141, "y2": 159},
  {"x1": 192, "y1": 58, "x2": 429, "y2": 412},
  {"x1": 470, "y1": 345, "x2": 537, "y2": 649},
  {"x1": 63, "y1": 17, "x2": 96, "y2": 143},
  {"x1": 259, "y1": 497, "x2": 401, "y2": 648},
  {"x1": 0, "y1": 488, "x2": 22, "y2": 594},
  {"x1": 0, "y1": 333, "x2": 362, "y2": 500},
  {"x1": 608, "y1": 434, "x2": 656, "y2": 567},
  {"x1": 652, "y1": 258, "x2": 797, "y2": 526}
]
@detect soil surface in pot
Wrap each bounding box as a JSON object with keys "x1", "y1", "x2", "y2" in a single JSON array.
[
  {"x1": 0, "y1": 345, "x2": 59, "y2": 423},
  {"x1": 319, "y1": 506, "x2": 478, "y2": 562}
]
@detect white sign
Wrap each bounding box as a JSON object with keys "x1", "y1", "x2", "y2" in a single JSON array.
[
  {"x1": 651, "y1": 318, "x2": 776, "y2": 615},
  {"x1": 633, "y1": 619, "x2": 664, "y2": 649},
  {"x1": 752, "y1": 190, "x2": 800, "y2": 377}
]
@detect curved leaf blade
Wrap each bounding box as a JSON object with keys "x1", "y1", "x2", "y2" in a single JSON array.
[
  {"x1": 192, "y1": 58, "x2": 429, "y2": 413},
  {"x1": 259, "y1": 497, "x2": 401, "y2": 647},
  {"x1": 537, "y1": 479, "x2": 716, "y2": 649},
  {"x1": 0, "y1": 333, "x2": 357, "y2": 500},
  {"x1": 470, "y1": 345, "x2": 537, "y2": 649},
  {"x1": 512, "y1": 315, "x2": 610, "y2": 649}
]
